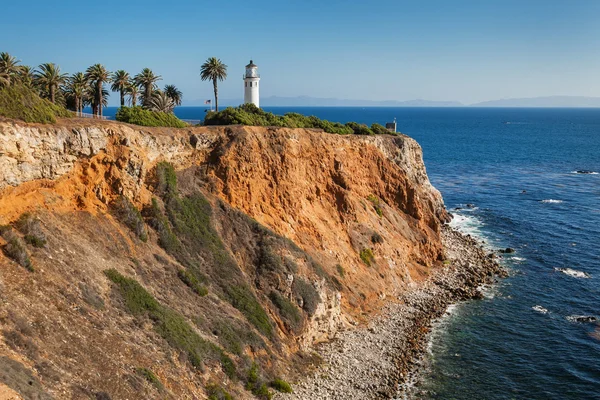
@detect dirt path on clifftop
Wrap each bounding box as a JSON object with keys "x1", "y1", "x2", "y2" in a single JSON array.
[{"x1": 275, "y1": 226, "x2": 506, "y2": 400}]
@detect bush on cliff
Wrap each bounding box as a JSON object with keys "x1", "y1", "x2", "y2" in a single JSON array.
[
  {"x1": 104, "y1": 269, "x2": 235, "y2": 377},
  {"x1": 149, "y1": 162, "x2": 273, "y2": 338},
  {"x1": 203, "y1": 103, "x2": 396, "y2": 135},
  {"x1": 115, "y1": 106, "x2": 187, "y2": 128},
  {"x1": 112, "y1": 196, "x2": 148, "y2": 242},
  {"x1": 0, "y1": 84, "x2": 72, "y2": 124}
]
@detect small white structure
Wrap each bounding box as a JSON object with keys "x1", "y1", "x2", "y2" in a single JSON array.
[
  {"x1": 243, "y1": 60, "x2": 260, "y2": 107},
  {"x1": 386, "y1": 118, "x2": 397, "y2": 133}
]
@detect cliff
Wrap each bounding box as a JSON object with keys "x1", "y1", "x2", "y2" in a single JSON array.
[{"x1": 0, "y1": 118, "x2": 449, "y2": 399}]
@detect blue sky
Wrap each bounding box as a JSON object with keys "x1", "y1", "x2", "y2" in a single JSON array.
[{"x1": 2, "y1": 0, "x2": 600, "y2": 105}]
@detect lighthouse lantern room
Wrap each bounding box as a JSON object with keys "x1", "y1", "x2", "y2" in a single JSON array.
[{"x1": 243, "y1": 60, "x2": 260, "y2": 107}]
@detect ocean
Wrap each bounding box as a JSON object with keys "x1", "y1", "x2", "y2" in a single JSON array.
[{"x1": 101, "y1": 106, "x2": 600, "y2": 399}]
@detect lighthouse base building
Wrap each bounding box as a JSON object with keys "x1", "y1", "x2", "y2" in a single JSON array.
[{"x1": 243, "y1": 60, "x2": 260, "y2": 108}]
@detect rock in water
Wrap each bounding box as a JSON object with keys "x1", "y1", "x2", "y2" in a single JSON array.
[{"x1": 498, "y1": 248, "x2": 515, "y2": 254}]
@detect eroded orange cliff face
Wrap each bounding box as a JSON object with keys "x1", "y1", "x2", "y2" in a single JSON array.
[{"x1": 0, "y1": 118, "x2": 449, "y2": 399}]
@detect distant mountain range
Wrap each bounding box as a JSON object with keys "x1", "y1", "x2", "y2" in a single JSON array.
[
  {"x1": 470, "y1": 96, "x2": 600, "y2": 107},
  {"x1": 182, "y1": 95, "x2": 600, "y2": 108},
  {"x1": 183, "y1": 96, "x2": 463, "y2": 107}
]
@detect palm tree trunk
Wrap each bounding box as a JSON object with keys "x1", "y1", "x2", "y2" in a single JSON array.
[
  {"x1": 97, "y1": 82, "x2": 103, "y2": 117},
  {"x1": 120, "y1": 89, "x2": 125, "y2": 107},
  {"x1": 213, "y1": 79, "x2": 218, "y2": 112},
  {"x1": 145, "y1": 83, "x2": 151, "y2": 108},
  {"x1": 50, "y1": 85, "x2": 55, "y2": 104}
]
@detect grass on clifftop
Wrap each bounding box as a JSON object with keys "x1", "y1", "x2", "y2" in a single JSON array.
[
  {"x1": 116, "y1": 106, "x2": 187, "y2": 128},
  {"x1": 204, "y1": 103, "x2": 395, "y2": 135},
  {"x1": 0, "y1": 84, "x2": 72, "y2": 124}
]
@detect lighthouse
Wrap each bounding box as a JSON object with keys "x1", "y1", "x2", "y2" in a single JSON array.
[{"x1": 243, "y1": 60, "x2": 260, "y2": 107}]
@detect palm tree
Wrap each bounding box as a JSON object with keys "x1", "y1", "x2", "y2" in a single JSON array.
[
  {"x1": 0, "y1": 72, "x2": 9, "y2": 88},
  {"x1": 85, "y1": 64, "x2": 110, "y2": 117},
  {"x1": 200, "y1": 57, "x2": 227, "y2": 112},
  {"x1": 0, "y1": 52, "x2": 21, "y2": 86},
  {"x1": 111, "y1": 70, "x2": 130, "y2": 107},
  {"x1": 34, "y1": 63, "x2": 68, "y2": 103},
  {"x1": 66, "y1": 72, "x2": 87, "y2": 115},
  {"x1": 18, "y1": 66, "x2": 35, "y2": 88},
  {"x1": 149, "y1": 90, "x2": 176, "y2": 113},
  {"x1": 126, "y1": 79, "x2": 139, "y2": 106},
  {"x1": 164, "y1": 84, "x2": 182, "y2": 106},
  {"x1": 134, "y1": 68, "x2": 161, "y2": 108},
  {"x1": 85, "y1": 85, "x2": 109, "y2": 115}
]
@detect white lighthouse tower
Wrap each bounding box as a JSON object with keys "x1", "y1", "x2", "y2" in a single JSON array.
[{"x1": 243, "y1": 60, "x2": 260, "y2": 107}]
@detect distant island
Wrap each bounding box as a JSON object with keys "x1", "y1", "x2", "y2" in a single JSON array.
[{"x1": 183, "y1": 95, "x2": 600, "y2": 108}]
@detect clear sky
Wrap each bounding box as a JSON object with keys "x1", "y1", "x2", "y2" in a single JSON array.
[{"x1": 3, "y1": 0, "x2": 600, "y2": 105}]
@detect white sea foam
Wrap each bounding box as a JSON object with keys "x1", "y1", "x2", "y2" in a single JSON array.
[
  {"x1": 512, "y1": 257, "x2": 526, "y2": 262},
  {"x1": 532, "y1": 305, "x2": 549, "y2": 314},
  {"x1": 541, "y1": 199, "x2": 563, "y2": 204},
  {"x1": 555, "y1": 267, "x2": 591, "y2": 279},
  {"x1": 449, "y1": 213, "x2": 484, "y2": 238}
]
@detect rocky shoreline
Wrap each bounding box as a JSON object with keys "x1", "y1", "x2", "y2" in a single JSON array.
[{"x1": 276, "y1": 225, "x2": 507, "y2": 400}]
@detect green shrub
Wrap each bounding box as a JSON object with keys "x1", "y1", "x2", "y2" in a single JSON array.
[
  {"x1": 346, "y1": 121, "x2": 373, "y2": 135},
  {"x1": 0, "y1": 84, "x2": 72, "y2": 123},
  {"x1": 15, "y1": 213, "x2": 47, "y2": 248},
  {"x1": 204, "y1": 103, "x2": 390, "y2": 136},
  {"x1": 271, "y1": 378, "x2": 293, "y2": 393},
  {"x1": 371, "y1": 122, "x2": 393, "y2": 135},
  {"x1": 336, "y1": 264, "x2": 345, "y2": 277},
  {"x1": 178, "y1": 269, "x2": 208, "y2": 296},
  {"x1": 112, "y1": 196, "x2": 148, "y2": 242},
  {"x1": 149, "y1": 198, "x2": 180, "y2": 252},
  {"x1": 136, "y1": 367, "x2": 164, "y2": 391},
  {"x1": 148, "y1": 165, "x2": 273, "y2": 338},
  {"x1": 155, "y1": 162, "x2": 178, "y2": 199},
  {"x1": 225, "y1": 285, "x2": 272, "y2": 338},
  {"x1": 253, "y1": 383, "x2": 272, "y2": 400},
  {"x1": 104, "y1": 269, "x2": 160, "y2": 315},
  {"x1": 246, "y1": 362, "x2": 259, "y2": 389},
  {"x1": 116, "y1": 106, "x2": 187, "y2": 128},
  {"x1": 258, "y1": 245, "x2": 284, "y2": 273},
  {"x1": 2, "y1": 230, "x2": 33, "y2": 271},
  {"x1": 360, "y1": 248, "x2": 374, "y2": 266},
  {"x1": 206, "y1": 383, "x2": 233, "y2": 400},
  {"x1": 245, "y1": 363, "x2": 273, "y2": 399},
  {"x1": 104, "y1": 269, "x2": 235, "y2": 377},
  {"x1": 292, "y1": 278, "x2": 320, "y2": 316},
  {"x1": 367, "y1": 195, "x2": 383, "y2": 217},
  {"x1": 269, "y1": 291, "x2": 302, "y2": 332}
]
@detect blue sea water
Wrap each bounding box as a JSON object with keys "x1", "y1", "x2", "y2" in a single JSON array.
[{"x1": 100, "y1": 106, "x2": 600, "y2": 399}]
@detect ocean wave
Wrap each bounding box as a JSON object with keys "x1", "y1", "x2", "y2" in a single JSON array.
[
  {"x1": 532, "y1": 305, "x2": 549, "y2": 314},
  {"x1": 448, "y1": 213, "x2": 484, "y2": 238},
  {"x1": 555, "y1": 267, "x2": 591, "y2": 279},
  {"x1": 571, "y1": 170, "x2": 599, "y2": 175},
  {"x1": 541, "y1": 199, "x2": 564, "y2": 204},
  {"x1": 566, "y1": 315, "x2": 597, "y2": 323}
]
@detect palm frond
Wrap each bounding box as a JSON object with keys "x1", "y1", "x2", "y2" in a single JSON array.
[
  {"x1": 149, "y1": 90, "x2": 175, "y2": 113},
  {"x1": 200, "y1": 57, "x2": 228, "y2": 82}
]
